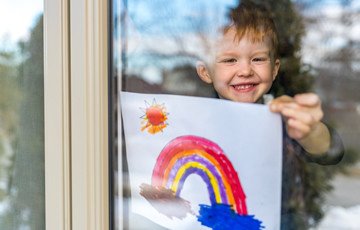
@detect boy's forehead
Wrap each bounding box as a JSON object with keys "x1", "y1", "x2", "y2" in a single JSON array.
[
  {"x1": 198, "y1": 27, "x2": 274, "y2": 64},
  {"x1": 215, "y1": 29, "x2": 272, "y2": 53},
  {"x1": 217, "y1": 28, "x2": 239, "y2": 46},
  {"x1": 215, "y1": 33, "x2": 238, "y2": 53}
]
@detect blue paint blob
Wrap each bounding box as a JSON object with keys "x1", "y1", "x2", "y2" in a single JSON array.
[{"x1": 197, "y1": 204, "x2": 264, "y2": 230}]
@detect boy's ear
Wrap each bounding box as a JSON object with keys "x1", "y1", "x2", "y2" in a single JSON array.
[
  {"x1": 272, "y1": 59, "x2": 281, "y2": 80},
  {"x1": 196, "y1": 61, "x2": 213, "y2": 84}
]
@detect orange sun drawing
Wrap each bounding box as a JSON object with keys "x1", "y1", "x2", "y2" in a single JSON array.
[{"x1": 140, "y1": 99, "x2": 169, "y2": 134}]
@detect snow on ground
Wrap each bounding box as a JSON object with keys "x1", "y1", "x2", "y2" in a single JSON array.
[
  {"x1": 315, "y1": 205, "x2": 360, "y2": 230},
  {"x1": 314, "y1": 171, "x2": 360, "y2": 230}
]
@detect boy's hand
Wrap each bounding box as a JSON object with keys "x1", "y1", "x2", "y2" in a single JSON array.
[
  {"x1": 269, "y1": 93, "x2": 330, "y2": 154},
  {"x1": 269, "y1": 93, "x2": 323, "y2": 140}
]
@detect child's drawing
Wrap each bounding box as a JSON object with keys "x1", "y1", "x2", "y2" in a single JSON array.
[
  {"x1": 121, "y1": 91, "x2": 282, "y2": 230},
  {"x1": 140, "y1": 135, "x2": 264, "y2": 229},
  {"x1": 140, "y1": 99, "x2": 168, "y2": 134}
]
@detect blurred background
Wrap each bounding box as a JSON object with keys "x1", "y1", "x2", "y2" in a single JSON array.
[{"x1": 0, "y1": 0, "x2": 44, "y2": 229}]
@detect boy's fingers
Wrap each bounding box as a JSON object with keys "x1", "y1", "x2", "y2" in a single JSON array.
[
  {"x1": 270, "y1": 93, "x2": 325, "y2": 141},
  {"x1": 294, "y1": 93, "x2": 320, "y2": 106},
  {"x1": 281, "y1": 108, "x2": 317, "y2": 125},
  {"x1": 269, "y1": 95, "x2": 294, "y2": 112},
  {"x1": 287, "y1": 119, "x2": 311, "y2": 140},
  {"x1": 270, "y1": 93, "x2": 322, "y2": 114},
  {"x1": 271, "y1": 95, "x2": 294, "y2": 104}
]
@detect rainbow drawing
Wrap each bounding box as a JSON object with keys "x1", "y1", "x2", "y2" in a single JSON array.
[
  {"x1": 152, "y1": 135, "x2": 247, "y2": 215},
  {"x1": 140, "y1": 135, "x2": 264, "y2": 229}
]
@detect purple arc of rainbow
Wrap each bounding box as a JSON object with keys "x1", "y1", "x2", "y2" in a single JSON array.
[
  {"x1": 151, "y1": 135, "x2": 248, "y2": 215},
  {"x1": 167, "y1": 155, "x2": 228, "y2": 204}
]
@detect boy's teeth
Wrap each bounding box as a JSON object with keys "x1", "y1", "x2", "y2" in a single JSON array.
[{"x1": 235, "y1": 84, "x2": 253, "y2": 90}]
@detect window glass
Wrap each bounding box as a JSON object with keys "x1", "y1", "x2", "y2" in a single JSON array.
[
  {"x1": 112, "y1": 0, "x2": 360, "y2": 229},
  {"x1": 0, "y1": 1, "x2": 44, "y2": 229},
  {"x1": 299, "y1": 1, "x2": 360, "y2": 228}
]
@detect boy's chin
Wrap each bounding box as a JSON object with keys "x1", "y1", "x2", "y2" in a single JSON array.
[
  {"x1": 236, "y1": 99, "x2": 259, "y2": 103},
  {"x1": 220, "y1": 95, "x2": 259, "y2": 103},
  {"x1": 220, "y1": 97, "x2": 261, "y2": 103},
  {"x1": 223, "y1": 94, "x2": 259, "y2": 103}
]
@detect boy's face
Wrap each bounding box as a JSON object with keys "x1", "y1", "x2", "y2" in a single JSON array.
[{"x1": 197, "y1": 28, "x2": 280, "y2": 103}]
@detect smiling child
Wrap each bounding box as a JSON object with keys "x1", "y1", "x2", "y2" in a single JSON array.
[{"x1": 196, "y1": 2, "x2": 344, "y2": 229}]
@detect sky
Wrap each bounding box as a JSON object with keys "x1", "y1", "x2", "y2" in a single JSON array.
[
  {"x1": 300, "y1": 0, "x2": 360, "y2": 66},
  {"x1": 0, "y1": 0, "x2": 43, "y2": 45}
]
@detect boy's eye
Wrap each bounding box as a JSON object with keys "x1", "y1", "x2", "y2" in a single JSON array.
[
  {"x1": 222, "y1": 58, "x2": 237, "y2": 63},
  {"x1": 252, "y1": 57, "x2": 269, "y2": 63}
]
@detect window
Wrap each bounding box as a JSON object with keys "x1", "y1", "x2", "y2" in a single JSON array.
[
  {"x1": 0, "y1": 1, "x2": 44, "y2": 229},
  {"x1": 5, "y1": 0, "x2": 356, "y2": 229},
  {"x1": 112, "y1": 0, "x2": 360, "y2": 229}
]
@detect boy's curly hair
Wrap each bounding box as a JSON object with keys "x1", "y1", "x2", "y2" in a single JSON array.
[{"x1": 225, "y1": 2, "x2": 279, "y2": 60}]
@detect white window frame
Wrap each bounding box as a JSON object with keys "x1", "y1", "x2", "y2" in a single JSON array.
[{"x1": 44, "y1": 0, "x2": 109, "y2": 229}]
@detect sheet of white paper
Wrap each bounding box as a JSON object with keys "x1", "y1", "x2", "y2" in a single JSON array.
[{"x1": 120, "y1": 92, "x2": 282, "y2": 230}]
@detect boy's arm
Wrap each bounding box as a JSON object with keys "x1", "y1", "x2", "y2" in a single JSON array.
[
  {"x1": 269, "y1": 93, "x2": 331, "y2": 155},
  {"x1": 295, "y1": 121, "x2": 331, "y2": 155}
]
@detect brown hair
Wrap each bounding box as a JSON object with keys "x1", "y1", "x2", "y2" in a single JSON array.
[{"x1": 224, "y1": 2, "x2": 279, "y2": 59}]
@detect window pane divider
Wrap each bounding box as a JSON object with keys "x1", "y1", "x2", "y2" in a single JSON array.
[
  {"x1": 44, "y1": 0, "x2": 72, "y2": 229},
  {"x1": 70, "y1": 0, "x2": 109, "y2": 229}
]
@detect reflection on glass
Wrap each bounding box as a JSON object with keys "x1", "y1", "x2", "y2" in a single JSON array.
[
  {"x1": 113, "y1": 0, "x2": 360, "y2": 229},
  {"x1": 118, "y1": 0, "x2": 237, "y2": 98},
  {"x1": 299, "y1": 1, "x2": 360, "y2": 228},
  {"x1": 0, "y1": 1, "x2": 44, "y2": 229}
]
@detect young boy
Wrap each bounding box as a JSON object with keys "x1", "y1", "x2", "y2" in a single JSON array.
[{"x1": 196, "y1": 2, "x2": 344, "y2": 229}]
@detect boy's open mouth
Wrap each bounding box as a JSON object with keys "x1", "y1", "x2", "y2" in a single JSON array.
[{"x1": 232, "y1": 84, "x2": 257, "y2": 91}]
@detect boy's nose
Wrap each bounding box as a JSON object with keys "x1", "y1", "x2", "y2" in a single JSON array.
[{"x1": 235, "y1": 61, "x2": 253, "y2": 77}]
